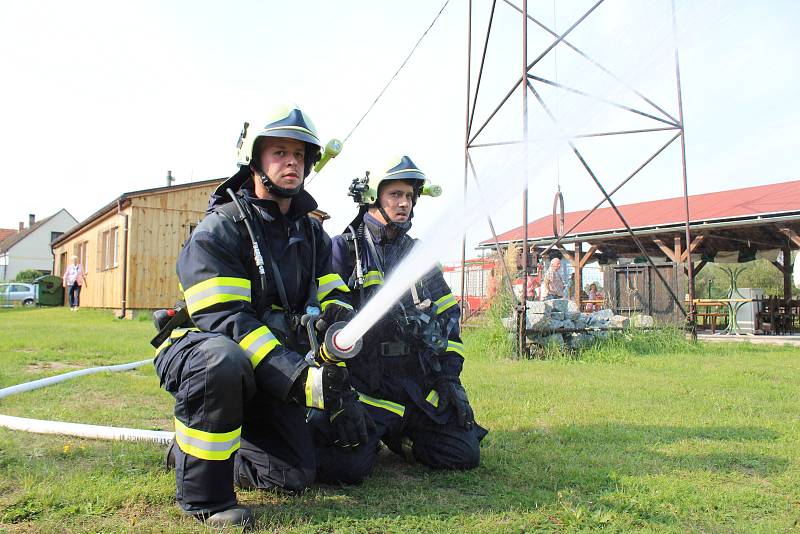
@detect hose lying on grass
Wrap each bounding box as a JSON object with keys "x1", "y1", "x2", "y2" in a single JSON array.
[{"x1": 0, "y1": 359, "x2": 173, "y2": 444}]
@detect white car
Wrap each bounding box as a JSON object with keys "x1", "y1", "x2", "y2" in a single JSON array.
[{"x1": 0, "y1": 282, "x2": 36, "y2": 307}]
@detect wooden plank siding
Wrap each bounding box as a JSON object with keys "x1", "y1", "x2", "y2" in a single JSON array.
[
  {"x1": 52, "y1": 181, "x2": 220, "y2": 313},
  {"x1": 126, "y1": 204, "x2": 205, "y2": 309},
  {"x1": 126, "y1": 185, "x2": 215, "y2": 308},
  {"x1": 52, "y1": 208, "x2": 128, "y2": 309}
]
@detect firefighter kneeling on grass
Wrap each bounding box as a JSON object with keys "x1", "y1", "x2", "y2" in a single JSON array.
[
  {"x1": 151, "y1": 107, "x2": 372, "y2": 529},
  {"x1": 310, "y1": 156, "x2": 488, "y2": 485}
]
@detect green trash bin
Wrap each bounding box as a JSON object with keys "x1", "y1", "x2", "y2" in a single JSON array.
[{"x1": 35, "y1": 275, "x2": 64, "y2": 306}]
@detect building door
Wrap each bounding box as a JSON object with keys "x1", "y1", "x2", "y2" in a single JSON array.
[{"x1": 607, "y1": 263, "x2": 684, "y2": 324}]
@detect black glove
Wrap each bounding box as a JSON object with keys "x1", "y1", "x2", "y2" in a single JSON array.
[
  {"x1": 433, "y1": 375, "x2": 475, "y2": 430},
  {"x1": 298, "y1": 364, "x2": 376, "y2": 447},
  {"x1": 315, "y1": 302, "x2": 355, "y2": 333},
  {"x1": 297, "y1": 363, "x2": 352, "y2": 409},
  {"x1": 329, "y1": 390, "x2": 376, "y2": 448}
]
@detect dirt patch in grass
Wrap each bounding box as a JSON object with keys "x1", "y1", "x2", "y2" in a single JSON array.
[{"x1": 25, "y1": 362, "x2": 80, "y2": 373}]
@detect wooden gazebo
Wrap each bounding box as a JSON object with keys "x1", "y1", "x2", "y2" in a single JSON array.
[{"x1": 480, "y1": 180, "x2": 800, "y2": 313}]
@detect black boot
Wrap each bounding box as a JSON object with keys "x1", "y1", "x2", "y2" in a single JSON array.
[{"x1": 196, "y1": 505, "x2": 254, "y2": 529}]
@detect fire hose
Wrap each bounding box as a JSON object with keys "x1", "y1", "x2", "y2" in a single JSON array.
[
  {"x1": 0, "y1": 359, "x2": 173, "y2": 444},
  {"x1": 0, "y1": 321, "x2": 362, "y2": 444}
]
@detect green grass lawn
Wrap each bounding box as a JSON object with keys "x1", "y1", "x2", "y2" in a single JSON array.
[{"x1": 1, "y1": 307, "x2": 799, "y2": 533}]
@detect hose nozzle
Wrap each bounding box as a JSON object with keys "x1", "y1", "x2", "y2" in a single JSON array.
[{"x1": 319, "y1": 321, "x2": 362, "y2": 363}]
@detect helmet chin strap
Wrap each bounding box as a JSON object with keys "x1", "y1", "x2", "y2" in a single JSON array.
[
  {"x1": 254, "y1": 167, "x2": 303, "y2": 198},
  {"x1": 377, "y1": 205, "x2": 413, "y2": 232}
]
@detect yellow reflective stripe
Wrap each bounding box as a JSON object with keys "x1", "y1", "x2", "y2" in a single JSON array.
[
  {"x1": 239, "y1": 326, "x2": 280, "y2": 368},
  {"x1": 363, "y1": 270, "x2": 384, "y2": 288},
  {"x1": 318, "y1": 344, "x2": 336, "y2": 364},
  {"x1": 447, "y1": 340, "x2": 465, "y2": 357},
  {"x1": 154, "y1": 328, "x2": 200, "y2": 356},
  {"x1": 320, "y1": 299, "x2": 353, "y2": 312},
  {"x1": 435, "y1": 293, "x2": 457, "y2": 314},
  {"x1": 184, "y1": 276, "x2": 251, "y2": 299},
  {"x1": 155, "y1": 337, "x2": 172, "y2": 356},
  {"x1": 425, "y1": 389, "x2": 440, "y2": 408},
  {"x1": 317, "y1": 273, "x2": 350, "y2": 301},
  {"x1": 271, "y1": 304, "x2": 283, "y2": 310},
  {"x1": 305, "y1": 366, "x2": 325, "y2": 409},
  {"x1": 174, "y1": 417, "x2": 240, "y2": 461},
  {"x1": 172, "y1": 327, "x2": 200, "y2": 337},
  {"x1": 358, "y1": 393, "x2": 405, "y2": 417},
  {"x1": 184, "y1": 277, "x2": 252, "y2": 315}
]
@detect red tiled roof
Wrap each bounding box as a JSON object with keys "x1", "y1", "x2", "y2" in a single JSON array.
[
  {"x1": 0, "y1": 214, "x2": 58, "y2": 253},
  {"x1": 0, "y1": 229, "x2": 15, "y2": 242},
  {"x1": 482, "y1": 179, "x2": 800, "y2": 245}
]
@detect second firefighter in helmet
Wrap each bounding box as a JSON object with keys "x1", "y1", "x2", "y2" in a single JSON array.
[
  {"x1": 348, "y1": 155, "x2": 440, "y2": 234},
  {"x1": 312, "y1": 156, "x2": 485, "y2": 486}
]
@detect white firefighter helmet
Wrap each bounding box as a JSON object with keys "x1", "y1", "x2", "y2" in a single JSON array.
[{"x1": 235, "y1": 106, "x2": 323, "y2": 178}]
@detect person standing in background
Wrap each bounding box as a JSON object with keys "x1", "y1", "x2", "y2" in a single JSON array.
[
  {"x1": 62, "y1": 255, "x2": 87, "y2": 311},
  {"x1": 541, "y1": 257, "x2": 565, "y2": 300},
  {"x1": 585, "y1": 282, "x2": 600, "y2": 312}
]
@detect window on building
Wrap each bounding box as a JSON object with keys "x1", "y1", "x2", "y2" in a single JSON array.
[
  {"x1": 50, "y1": 231, "x2": 63, "y2": 243},
  {"x1": 99, "y1": 227, "x2": 119, "y2": 270},
  {"x1": 74, "y1": 241, "x2": 88, "y2": 271},
  {"x1": 59, "y1": 252, "x2": 67, "y2": 276},
  {"x1": 112, "y1": 227, "x2": 119, "y2": 267}
]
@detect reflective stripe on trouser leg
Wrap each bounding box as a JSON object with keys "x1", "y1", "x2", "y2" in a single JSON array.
[{"x1": 164, "y1": 333, "x2": 256, "y2": 514}]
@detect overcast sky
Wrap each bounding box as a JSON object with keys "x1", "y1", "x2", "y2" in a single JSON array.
[{"x1": 1, "y1": 0, "x2": 797, "y2": 262}]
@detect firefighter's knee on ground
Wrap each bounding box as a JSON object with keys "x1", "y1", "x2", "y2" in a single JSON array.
[
  {"x1": 413, "y1": 430, "x2": 480, "y2": 471},
  {"x1": 235, "y1": 453, "x2": 315, "y2": 493},
  {"x1": 284, "y1": 465, "x2": 316, "y2": 492},
  {"x1": 317, "y1": 447, "x2": 375, "y2": 486}
]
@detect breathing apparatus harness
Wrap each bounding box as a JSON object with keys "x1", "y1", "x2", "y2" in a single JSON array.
[
  {"x1": 150, "y1": 183, "x2": 320, "y2": 348},
  {"x1": 224, "y1": 188, "x2": 321, "y2": 339},
  {"x1": 341, "y1": 202, "x2": 448, "y2": 373}
]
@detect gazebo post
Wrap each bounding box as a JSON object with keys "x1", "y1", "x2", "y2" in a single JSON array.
[
  {"x1": 782, "y1": 241, "x2": 792, "y2": 301},
  {"x1": 574, "y1": 242, "x2": 582, "y2": 308}
]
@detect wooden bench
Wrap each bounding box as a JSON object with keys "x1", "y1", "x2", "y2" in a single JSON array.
[
  {"x1": 692, "y1": 300, "x2": 728, "y2": 333},
  {"x1": 696, "y1": 312, "x2": 728, "y2": 333}
]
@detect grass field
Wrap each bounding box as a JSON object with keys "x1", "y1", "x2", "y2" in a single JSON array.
[{"x1": 1, "y1": 307, "x2": 799, "y2": 533}]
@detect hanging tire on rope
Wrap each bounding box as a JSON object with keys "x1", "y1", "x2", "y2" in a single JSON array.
[{"x1": 552, "y1": 187, "x2": 565, "y2": 239}]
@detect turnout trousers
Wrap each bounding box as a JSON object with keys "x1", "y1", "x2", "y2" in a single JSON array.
[
  {"x1": 154, "y1": 331, "x2": 315, "y2": 515},
  {"x1": 311, "y1": 394, "x2": 486, "y2": 485}
]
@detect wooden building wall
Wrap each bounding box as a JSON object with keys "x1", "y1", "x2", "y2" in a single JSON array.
[
  {"x1": 52, "y1": 182, "x2": 219, "y2": 313},
  {"x1": 126, "y1": 184, "x2": 216, "y2": 309},
  {"x1": 52, "y1": 208, "x2": 129, "y2": 309}
]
